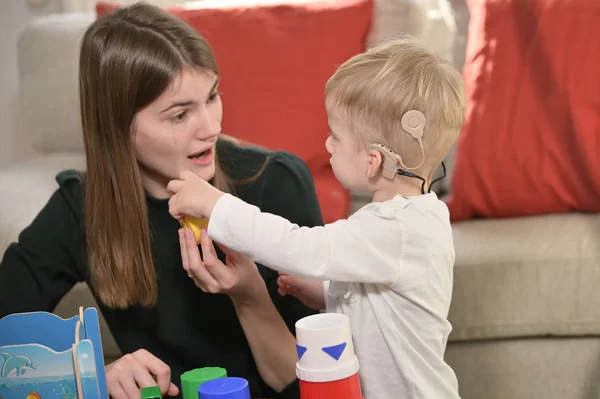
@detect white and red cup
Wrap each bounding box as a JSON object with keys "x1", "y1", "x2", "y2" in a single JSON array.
[{"x1": 295, "y1": 313, "x2": 363, "y2": 399}]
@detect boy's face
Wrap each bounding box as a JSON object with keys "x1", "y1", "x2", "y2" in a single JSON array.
[{"x1": 325, "y1": 104, "x2": 370, "y2": 191}]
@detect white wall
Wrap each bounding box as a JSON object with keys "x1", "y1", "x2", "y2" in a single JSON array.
[{"x1": 0, "y1": 0, "x2": 62, "y2": 168}]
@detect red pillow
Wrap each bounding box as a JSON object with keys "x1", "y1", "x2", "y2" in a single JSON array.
[
  {"x1": 96, "y1": 0, "x2": 372, "y2": 223},
  {"x1": 446, "y1": 0, "x2": 600, "y2": 222}
]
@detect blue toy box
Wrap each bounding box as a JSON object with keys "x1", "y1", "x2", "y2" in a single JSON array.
[{"x1": 0, "y1": 307, "x2": 108, "y2": 399}]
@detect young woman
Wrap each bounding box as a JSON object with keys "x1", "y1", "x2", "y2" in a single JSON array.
[{"x1": 0, "y1": 3, "x2": 322, "y2": 398}]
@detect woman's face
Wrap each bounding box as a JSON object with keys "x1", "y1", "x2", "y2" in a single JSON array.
[{"x1": 134, "y1": 66, "x2": 222, "y2": 198}]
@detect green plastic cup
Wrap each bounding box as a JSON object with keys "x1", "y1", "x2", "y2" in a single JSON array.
[
  {"x1": 141, "y1": 386, "x2": 162, "y2": 399},
  {"x1": 180, "y1": 367, "x2": 227, "y2": 399}
]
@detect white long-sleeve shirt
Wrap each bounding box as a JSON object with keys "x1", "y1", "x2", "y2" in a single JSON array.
[{"x1": 207, "y1": 193, "x2": 460, "y2": 399}]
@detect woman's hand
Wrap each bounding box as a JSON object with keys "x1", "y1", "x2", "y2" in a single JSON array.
[
  {"x1": 277, "y1": 273, "x2": 326, "y2": 310},
  {"x1": 179, "y1": 227, "x2": 298, "y2": 392},
  {"x1": 179, "y1": 227, "x2": 265, "y2": 301},
  {"x1": 105, "y1": 349, "x2": 179, "y2": 399}
]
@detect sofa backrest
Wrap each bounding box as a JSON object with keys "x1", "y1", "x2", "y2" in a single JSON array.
[
  {"x1": 16, "y1": 13, "x2": 94, "y2": 161},
  {"x1": 13, "y1": 0, "x2": 463, "y2": 183}
]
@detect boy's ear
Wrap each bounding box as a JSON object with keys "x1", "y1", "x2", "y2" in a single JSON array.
[{"x1": 366, "y1": 148, "x2": 383, "y2": 178}]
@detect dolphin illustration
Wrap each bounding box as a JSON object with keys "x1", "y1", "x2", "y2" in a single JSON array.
[
  {"x1": 60, "y1": 383, "x2": 76, "y2": 399},
  {"x1": 0, "y1": 352, "x2": 36, "y2": 377}
]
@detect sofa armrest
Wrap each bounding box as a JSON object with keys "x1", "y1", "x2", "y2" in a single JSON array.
[
  {"x1": 0, "y1": 153, "x2": 86, "y2": 253},
  {"x1": 0, "y1": 153, "x2": 124, "y2": 363}
]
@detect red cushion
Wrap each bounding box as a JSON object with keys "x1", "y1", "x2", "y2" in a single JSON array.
[
  {"x1": 96, "y1": 0, "x2": 372, "y2": 222},
  {"x1": 446, "y1": 0, "x2": 600, "y2": 222}
]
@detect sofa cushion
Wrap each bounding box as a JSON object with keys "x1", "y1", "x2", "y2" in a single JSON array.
[
  {"x1": 445, "y1": 337, "x2": 600, "y2": 399},
  {"x1": 449, "y1": 213, "x2": 600, "y2": 341},
  {"x1": 446, "y1": 0, "x2": 600, "y2": 222}
]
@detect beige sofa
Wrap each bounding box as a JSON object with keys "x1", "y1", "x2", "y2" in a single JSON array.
[{"x1": 2, "y1": 2, "x2": 600, "y2": 398}]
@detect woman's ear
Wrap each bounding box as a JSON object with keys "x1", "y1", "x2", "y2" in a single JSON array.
[{"x1": 366, "y1": 148, "x2": 383, "y2": 178}]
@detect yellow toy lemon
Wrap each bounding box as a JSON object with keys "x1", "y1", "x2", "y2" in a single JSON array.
[
  {"x1": 180, "y1": 216, "x2": 209, "y2": 244},
  {"x1": 26, "y1": 393, "x2": 41, "y2": 399}
]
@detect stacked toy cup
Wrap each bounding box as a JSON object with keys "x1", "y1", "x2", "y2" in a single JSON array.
[
  {"x1": 181, "y1": 367, "x2": 227, "y2": 399},
  {"x1": 295, "y1": 313, "x2": 363, "y2": 399},
  {"x1": 197, "y1": 377, "x2": 251, "y2": 399}
]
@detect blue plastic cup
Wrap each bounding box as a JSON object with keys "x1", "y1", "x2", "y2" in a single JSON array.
[{"x1": 198, "y1": 377, "x2": 251, "y2": 399}]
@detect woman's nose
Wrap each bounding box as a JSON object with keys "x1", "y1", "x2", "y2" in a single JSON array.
[{"x1": 194, "y1": 109, "x2": 221, "y2": 139}]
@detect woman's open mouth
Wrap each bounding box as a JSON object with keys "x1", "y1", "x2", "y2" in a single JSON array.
[{"x1": 187, "y1": 147, "x2": 215, "y2": 166}]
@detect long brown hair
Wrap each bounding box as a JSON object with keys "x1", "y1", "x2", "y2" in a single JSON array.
[{"x1": 79, "y1": 3, "x2": 230, "y2": 308}]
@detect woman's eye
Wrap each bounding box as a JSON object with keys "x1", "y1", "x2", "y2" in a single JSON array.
[
  {"x1": 170, "y1": 111, "x2": 187, "y2": 123},
  {"x1": 208, "y1": 91, "x2": 222, "y2": 103}
]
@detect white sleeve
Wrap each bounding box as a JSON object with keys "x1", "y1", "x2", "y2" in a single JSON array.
[{"x1": 207, "y1": 194, "x2": 399, "y2": 284}]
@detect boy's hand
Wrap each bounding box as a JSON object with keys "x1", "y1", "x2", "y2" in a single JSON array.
[
  {"x1": 167, "y1": 171, "x2": 224, "y2": 220},
  {"x1": 277, "y1": 273, "x2": 325, "y2": 310}
]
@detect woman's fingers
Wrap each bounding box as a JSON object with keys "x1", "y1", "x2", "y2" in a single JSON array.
[
  {"x1": 199, "y1": 228, "x2": 218, "y2": 262},
  {"x1": 105, "y1": 349, "x2": 177, "y2": 398},
  {"x1": 183, "y1": 228, "x2": 218, "y2": 291},
  {"x1": 119, "y1": 373, "x2": 142, "y2": 398},
  {"x1": 108, "y1": 383, "x2": 128, "y2": 399},
  {"x1": 179, "y1": 229, "x2": 207, "y2": 291},
  {"x1": 167, "y1": 382, "x2": 180, "y2": 396},
  {"x1": 131, "y1": 365, "x2": 159, "y2": 390},
  {"x1": 179, "y1": 228, "x2": 259, "y2": 297},
  {"x1": 132, "y1": 349, "x2": 175, "y2": 395},
  {"x1": 200, "y1": 230, "x2": 235, "y2": 289},
  {"x1": 178, "y1": 229, "x2": 191, "y2": 276},
  {"x1": 106, "y1": 355, "x2": 139, "y2": 398}
]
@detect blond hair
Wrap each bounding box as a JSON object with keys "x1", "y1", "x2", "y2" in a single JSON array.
[{"x1": 325, "y1": 37, "x2": 466, "y2": 178}]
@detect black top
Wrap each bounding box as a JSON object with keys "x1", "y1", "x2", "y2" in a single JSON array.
[{"x1": 0, "y1": 139, "x2": 323, "y2": 398}]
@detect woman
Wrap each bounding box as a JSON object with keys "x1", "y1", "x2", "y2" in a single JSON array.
[{"x1": 0, "y1": 3, "x2": 321, "y2": 398}]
